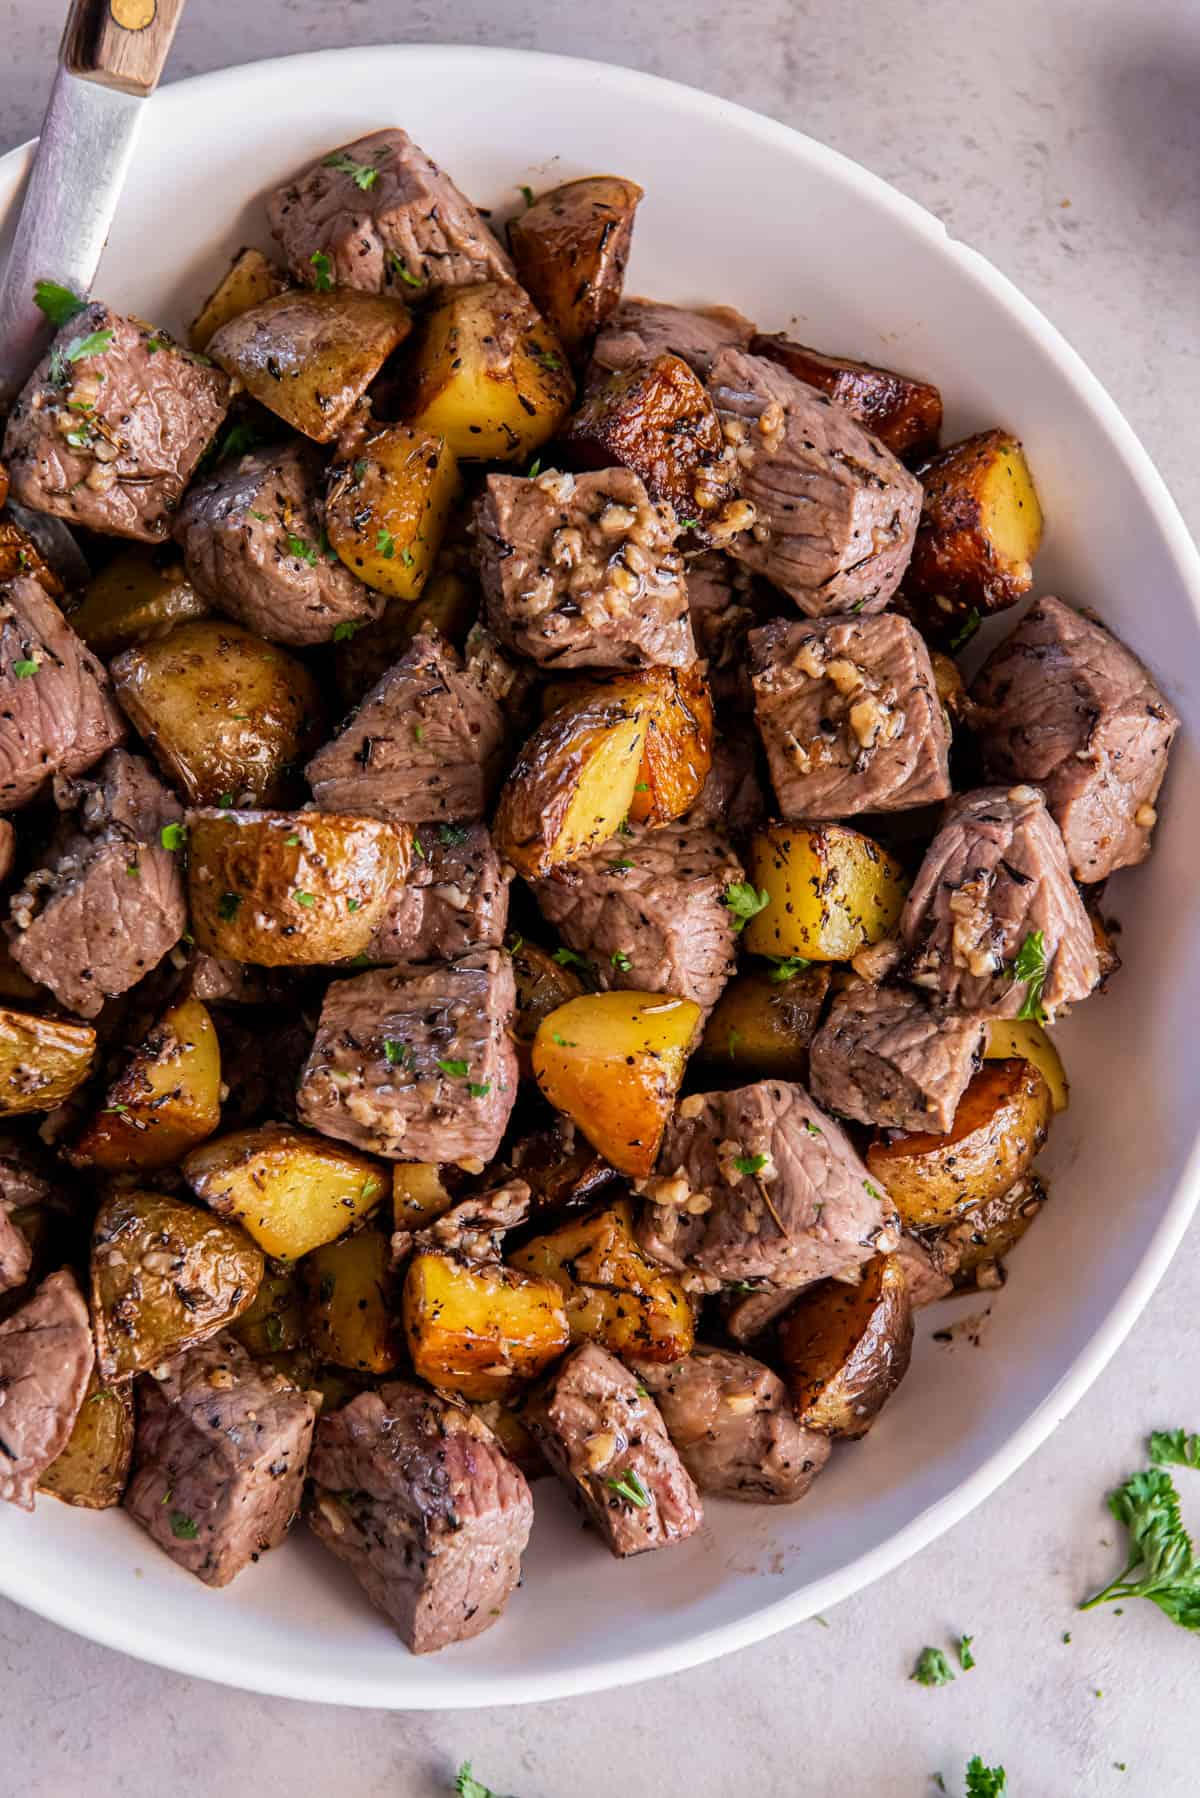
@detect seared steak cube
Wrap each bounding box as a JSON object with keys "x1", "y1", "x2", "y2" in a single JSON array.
[
  {"x1": 175, "y1": 445, "x2": 384, "y2": 646},
  {"x1": 634, "y1": 1344, "x2": 830, "y2": 1503},
  {"x1": 592, "y1": 298, "x2": 756, "y2": 382},
  {"x1": 0, "y1": 1269, "x2": 94, "y2": 1509},
  {"x1": 4, "y1": 306, "x2": 230, "y2": 541},
  {"x1": 368, "y1": 822, "x2": 509, "y2": 964},
  {"x1": 306, "y1": 633, "x2": 506, "y2": 822},
  {"x1": 970, "y1": 595, "x2": 1178, "y2": 882},
  {"x1": 530, "y1": 821, "x2": 743, "y2": 1015},
  {"x1": 685, "y1": 551, "x2": 766, "y2": 712},
  {"x1": 308, "y1": 1381, "x2": 532, "y2": 1652},
  {"x1": 268, "y1": 128, "x2": 515, "y2": 299},
  {"x1": 297, "y1": 948, "x2": 517, "y2": 1163},
  {"x1": 900, "y1": 785, "x2": 1100, "y2": 1019},
  {"x1": 892, "y1": 1232, "x2": 957, "y2": 1307},
  {"x1": 524, "y1": 1341, "x2": 702, "y2": 1556},
  {"x1": 684, "y1": 738, "x2": 767, "y2": 836},
  {"x1": 0, "y1": 577, "x2": 125, "y2": 811},
  {"x1": 809, "y1": 979, "x2": 985, "y2": 1133},
  {"x1": 0, "y1": 1209, "x2": 31, "y2": 1295},
  {"x1": 750, "y1": 612, "x2": 951, "y2": 817},
  {"x1": 7, "y1": 749, "x2": 185, "y2": 1018},
  {"x1": 124, "y1": 1334, "x2": 315, "y2": 1586},
  {"x1": 476, "y1": 468, "x2": 694, "y2": 669},
  {"x1": 708, "y1": 348, "x2": 921, "y2": 614},
  {"x1": 639, "y1": 1080, "x2": 899, "y2": 1289}
]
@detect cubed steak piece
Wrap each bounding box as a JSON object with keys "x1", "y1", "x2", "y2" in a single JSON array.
[
  {"x1": 306, "y1": 634, "x2": 506, "y2": 822},
  {"x1": 475, "y1": 468, "x2": 694, "y2": 670},
  {"x1": 592, "y1": 298, "x2": 756, "y2": 381},
  {"x1": 892, "y1": 1232, "x2": 957, "y2": 1307},
  {"x1": 900, "y1": 785, "x2": 1100, "y2": 1019},
  {"x1": 0, "y1": 577, "x2": 125, "y2": 811},
  {"x1": 0, "y1": 1208, "x2": 31, "y2": 1294},
  {"x1": 639, "y1": 1080, "x2": 899, "y2": 1289},
  {"x1": 308, "y1": 1380, "x2": 532, "y2": 1652},
  {"x1": 524, "y1": 1341, "x2": 702, "y2": 1556},
  {"x1": 3, "y1": 306, "x2": 230, "y2": 541},
  {"x1": 707, "y1": 348, "x2": 922, "y2": 614},
  {"x1": 368, "y1": 822, "x2": 509, "y2": 964},
  {"x1": 7, "y1": 749, "x2": 185, "y2": 1017},
  {"x1": 750, "y1": 613, "x2": 951, "y2": 817},
  {"x1": 684, "y1": 738, "x2": 767, "y2": 836},
  {"x1": 268, "y1": 127, "x2": 515, "y2": 298},
  {"x1": 530, "y1": 822, "x2": 743, "y2": 1015},
  {"x1": 970, "y1": 595, "x2": 1178, "y2": 883},
  {"x1": 297, "y1": 948, "x2": 517, "y2": 1163},
  {"x1": 685, "y1": 551, "x2": 766, "y2": 712},
  {"x1": 634, "y1": 1344, "x2": 830, "y2": 1503},
  {"x1": 174, "y1": 445, "x2": 384, "y2": 646},
  {"x1": 123, "y1": 1334, "x2": 315, "y2": 1586},
  {"x1": 809, "y1": 980, "x2": 985, "y2": 1133},
  {"x1": 0, "y1": 1270, "x2": 94, "y2": 1509}
]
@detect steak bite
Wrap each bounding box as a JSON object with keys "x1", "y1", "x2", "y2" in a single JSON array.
[
  {"x1": 0, "y1": 577, "x2": 125, "y2": 812},
  {"x1": 297, "y1": 948, "x2": 517, "y2": 1164},
  {"x1": 530, "y1": 821, "x2": 744, "y2": 1015},
  {"x1": 0, "y1": 1207, "x2": 31, "y2": 1295},
  {"x1": 368, "y1": 822, "x2": 509, "y2": 964},
  {"x1": 634, "y1": 1344, "x2": 830, "y2": 1503},
  {"x1": 593, "y1": 298, "x2": 756, "y2": 382},
  {"x1": 307, "y1": 1381, "x2": 533, "y2": 1652},
  {"x1": 0, "y1": 1269, "x2": 94, "y2": 1509},
  {"x1": 685, "y1": 551, "x2": 766, "y2": 712},
  {"x1": 175, "y1": 444, "x2": 385, "y2": 647},
  {"x1": 123, "y1": 1334, "x2": 315, "y2": 1586},
  {"x1": 3, "y1": 306, "x2": 230, "y2": 541},
  {"x1": 524, "y1": 1341, "x2": 702, "y2": 1556},
  {"x1": 750, "y1": 612, "x2": 951, "y2": 818},
  {"x1": 970, "y1": 595, "x2": 1178, "y2": 883},
  {"x1": 684, "y1": 738, "x2": 767, "y2": 836},
  {"x1": 900, "y1": 785, "x2": 1100, "y2": 1019},
  {"x1": 809, "y1": 980, "x2": 985, "y2": 1133},
  {"x1": 639, "y1": 1080, "x2": 899, "y2": 1290},
  {"x1": 707, "y1": 348, "x2": 922, "y2": 614},
  {"x1": 306, "y1": 633, "x2": 506, "y2": 822},
  {"x1": 267, "y1": 127, "x2": 515, "y2": 299},
  {"x1": 475, "y1": 468, "x2": 694, "y2": 670}
]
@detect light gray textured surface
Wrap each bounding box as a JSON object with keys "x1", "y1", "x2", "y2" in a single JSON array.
[{"x1": 1, "y1": 1, "x2": 1198, "y2": 1792}]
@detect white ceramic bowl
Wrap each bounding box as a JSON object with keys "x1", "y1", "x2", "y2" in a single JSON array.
[{"x1": 1, "y1": 44, "x2": 1198, "y2": 1710}]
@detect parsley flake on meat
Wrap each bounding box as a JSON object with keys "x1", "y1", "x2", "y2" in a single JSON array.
[
  {"x1": 169, "y1": 1510, "x2": 199, "y2": 1541},
  {"x1": 605, "y1": 1469, "x2": 650, "y2": 1508},
  {"x1": 332, "y1": 621, "x2": 360, "y2": 641},
  {"x1": 723, "y1": 881, "x2": 770, "y2": 932},
  {"x1": 910, "y1": 1646, "x2": 955, "y2": 1686},
  {"x1": 1010, "y1": 928, "x2": 1048, "y2": 1021},
  {"x1": 322, "y1": 149, "x2": 382, "y2": 190},
  {"x1": 552, "y1": 946, "x2": 592, "y2": 974},
  {"x1": 467, "y1": 1080, "x2": 492, "y2": 1099},
  {"x1": 384, "y1": 1039, "x2": 412, "y2": 1068},
  {"x1": 611, "y1": 949, "x2": 632, "y2": 971},
  {"x1": 286, "y1": 533, "x2": 319, "y2": 566},
  {"x1": 769, "y1": 954, "x2": 811, "y2": 983},
  {"x1": 388, "y1": 251, "x2": 423, "y2": 288},
  {"x1": 437, "y1": 1058, "x2": 470, "y2": 1079},
  {"x1": 732, "y1": 1152, "x2": 768, "y2": 1177},
  {"x1": 12, "y1": 659, "x2": 39, "y2": 678},
  {"x1": 949, "y1": 607, "x2": 982, "y2": 652},
  {"x1": 309, "y1": 249, "x2": 334, "y2": 292},
  {"x1": 159, "y1": 822, "x2": 186, "y2": 852}
]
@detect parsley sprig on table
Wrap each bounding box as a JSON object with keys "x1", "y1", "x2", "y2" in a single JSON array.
[
  {"x1": 910, "y1": 1645, "x2": 955, "y2": 1686},
  {"x1": 1081, "y1": 1448, "x2": 1200, "y2": 1628}
]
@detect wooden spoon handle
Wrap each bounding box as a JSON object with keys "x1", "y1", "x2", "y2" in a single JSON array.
[{"x1": 60, "y1": 0, "x2": 187, "y2": 96}]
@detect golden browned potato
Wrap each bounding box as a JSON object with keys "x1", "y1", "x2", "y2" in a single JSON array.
[
  {"x1": 183, "y1": 1122, "x2": 388, "y2": 1260},
  {"x1": 399, "y1": 280, "x2": 574, "y2": 462},
  {"x1": 511, "y1": 1198, "x2": 694, "y2": 1362},
  {"x1": 492, "y1": 693, "x2": 647, "y2": 877},
  {"x1": 69, "y1": 548, "x2": 208, "y2": 657},
  {"x1": 91, "y1": 1189, "x2": 263, "y2": 1380},
  {"x1": 0, "y1": 1008, "x2": 95, "y2": 1115},
  {"x1": 208, "y1": 289, "x2": 412, "y2": 442},
  {"x1": 68, "y1": 996, "x2": 221, "y2": 1172},
  {"x1": 326, "y1": 424, "x2": 461, "y2": 601},
  {"x1": 865, "y1": 1059, "x2": 1052, "y2": 1231},
  {"x1": 298, "y1": 1227, "x2": 399, "y2": 1375},
  {"x1": 562, "y1": 354, "x2": 736, "y2": 524},
  {"x1": 532, "y1": 990, "x2": 701, "y2": 1178},
  {"x1": 983, "y1": 1018, "x2": 1068, "y2": 1113},
  {"x1": 110, "y1": 618, "x2": 324, "y2": 806},
  {"x1": 228, "y1": 1263, "x2": 306, "y2": 1358},
  {"x1": 541, "y1": 665, "x2": 714, "y2": 827},
  {"x1": 38, "y1": 1373, "x2": 134, "y2": 1509},
  {"x1": 187, "y1": 808, "x2": 409, "y2": 964},
  {"x1": 777, "y1": 1253, "x2": 914, "y2": 1438},
  {"x1": 393, "y1": 1161, "x2": 457, "y2": 1232},
  {"x1": 929, "y1": 649, "x2": 968, "y2": 725},
  {"x1": 507, "y1": 176, "x2": 642, "y2": 359},
  {"x1": 743, "y1": 823, "x2": 908, "y2": 962},
  {"x1": 932, "y1": 1171, "x2": 1049, "y2": 1291},
  {"x1": 510, "y1": 938, "x2": 587, "y2": 1078},
  {"x1": 749, "y1": 332, "x2": 943, "y2": 462},
  {"x1": 189, "y1": 247, "x2": 289, "y2": 352},
  {"x1": 0, "y1": 514, "x2": 64, "y2": 596},
  {"x1": 698, "y1": 963, "x2": 831, "y2": 1080},
  {"x1": 403, "y1": 1250, "x2": 570, "y2": 1400},
  {"x1": 904, "y1": 430, "x2": 1044, "y2": 636}
]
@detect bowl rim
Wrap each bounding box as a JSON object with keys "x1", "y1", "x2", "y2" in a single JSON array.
[{"x1": 2, "y1": 40, "x2": 1199, "y2": 1709}]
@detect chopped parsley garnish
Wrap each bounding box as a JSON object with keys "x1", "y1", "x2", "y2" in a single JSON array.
[
  {"x1": 126, "y1": 861, "x2": 140, "y2": 878},
  {"x1": 910, "y1": 1646, "x2": 955, "y2": 1687},
  {"x1": 376, "y1": 527, "x2": 396, "y2": 560},
  {"x1": 616, "y1": 816, "x2": 634, "y2": 837},
  {"x1": 437, "y1": 1057, "x2": 470, "y2": 1079},
  {"x1": 388, "y1": 251, "x2": 422, "y2": 288},
  {"x1": 217, "y1": 891, "x2": 242, "y2": 921},
  {"x1": 611, "y1": 949, "x2": 632, "y2": 971},
  {"x1": 48, "y1": 325, "x2": 113, "y2": 384},
  {"x1": 332, "y1": 621, "x2": 360, "y2": 642},
  {"x1": 677, "y1": 516, "x2": 699, "y2": 531},
  {"x1": 518, "y1": 183, "x2": 535, "y2": 208},
  {"x1": 145, "y1": 336, "x2": 163, "y2": 355},
  {"x1": 727, "y1": 1026, "x2": 741, "y2": 1059},
  {"x1": 768, "y1": 954, "x2": 811, "y2": 983},
  {"x1": 218, "y1": 793, "x2": 234, "y2": 809},
  {"x1": 531, "y1": 345, "x2": 563, "y2": 372},
  {"x1": 438, "y1": 823, "x2": 469, "y2": 846},
  {"x1": 309, "y1": 250, "x2": 334, "y2": 292},
  {"x1": 103, "y1": 1103, "x2": 128, "y2": 1115},
  {"x1": 864, "y1": 1179, "x2": 885, "y2": 1203},
  {"x1": 33, "y1": 279, "x2": 86, "y2": 327},
  {"x1": 1151, "y1": 1429, "x2": 1200, "y2": 1470},
  {"x1": 803, "y1": 1119, "x2": 823, "y2": 1137},
  {"x1": 412, "y1": 836, "x2": 426, "y2": 861},
  {"x1": 949, "y1": 607, "x2": 982, "y2": 653},
  {"x1": 965, "y1": 1759, "x2": 1007, "y2": 1797},
  {"x1": 467, "y1": 1080, "x2": 492, "y2": 1099},
  {"x1": 633, "y1": 782, "x2": 649, "y2": 793},
  {"x1": 455, "y1": 1765, "x2": 504, "y2": 1798},
  {"x1": 1010, "y1": 928, "x2": 1048, "y2": 1022},
  {"x1": 264, "y1": 1314, "x2": 285, "y2": 1351},
  {"x1": 384, "y1": 1038, "x2": 412, "y2": 1068},
  {"x1": 346, "y1": 898, "x2": 360, "y2": 912},
  {"x1": 169, "y1": 1510, "x2": 199, "y2": 1541},
  {"x1": 1080, "y1": 1446, "x2": 1200, "y2": 1629},
  {"x1": 12, "y1": 659, "x2": 39, "y2": 678},
  {"x1": 527, "y1": 456, "x2": 542, "y2": 478},
  {"x1": 605, "y1": 1469, "x2": 650, "y2": 1508},
  {"x1": 400, "y1": 547, "x2": 415, "y2": 567},
  {"x1": 322, "y1": 150, "x2": 381, "y2": 190},
  {"x1": 550, "y1": 1032, "x2": 577, "y2": 1048},
  {"x1": 957, "y1": 1634, "x2": 976, "y2": 1671},
  {"x1": 293, "y1": 890, "x2": 315, "y2": 907},
  {"x1": 286, "y1": 534, "x2": 318, "y2": 566},
  {"x1": 160, "y1": 823, "x2": 186, "y2": 851},
  {"x1": 722, "y1": 881, "x2": 769, "y2": 932},
  {"x1": 552, "y1": 946, "x2": 592, "y2": 974},
  {"x1": 608, "y1": 858, "x2": 633, "y2": 873},
  {"x1": 732, "y1": 1152, "x2": 768, "y2": 1177},
  {"x1": 214, "y1": 419, "x2": 267, "y2": 463},
  {"x1": 285, "y1": 833, "x2": 301, "y2": 847},
  {"x1": 413, "y1": 723, "x2": 425, "y2": 744}
]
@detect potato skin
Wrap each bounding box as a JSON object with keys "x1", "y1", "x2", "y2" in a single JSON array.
[
  {"x1": 183, "y1": 1122, "x2": 389, "y2": 1261},
  {"x1": 743, "y1": 823, "x2": 908, "y2": 962},
  {"x1": 510, "y1": 938, "x2": 586, "y2": 1077},
  {"x1": 777, "y1": 1252, "x2": 914, "y2": 1437},
  {"x1": 903, "y1": 429, "x2": 1044, "y2": 635},
  {"x1": 507, "y1": 176, "x2": 643, "y2": 359},
  {"x1": 493, "y1": 695, "x2": 647, "y2": 878},
  {"x1": 70, "y1": 548, "x2": 208, "y2": 657},
  {"x1": 698, "y1": 963, "x2": 831, "y2": 1082},
  {"x1": 325, "y1": 424, "x2": 460, "y2": 601},
  {"x1": 403, "y1": 1250, "x2": 570, "y2": 1400},
  {"x1": 0, "y1": 515, "x2": 64, "y2": 597},
  {"x1": 541, "y1": 665, "x2": 714, "y2": 828},
  {"x1": 930, "y1": 1171, "x2": 1048, "y2": 1291},
  {"x1": 299, "y1": 1226, "x2": 399, "y2": 1375},
  {"x1": 392, "y1": 1161, "x2": 457, "y2": 1232},
  {"x1": 983, "y1": 1018, "x2": 1068, "y2": 1113},
  {"x1": 68, "y1": 995, "x2": 221, "y2": 1172},
  {"x1": 750, "y1": 332, "x2": 943, "y2": 462},
  {"x1": 229, "y1": 1263, "x2": 306, "y2": 1359},
  {"x1": 189, "y1": 247, "x2": 289, "y2": 352},
  {"x1": 0, "y1": 1008, "x2": 95, "y2": 1115},
  {"x1": 38, "y1": 1373, "x2": 134, "y2": 1509},
  {"x1": 561, "y1": 353, "x2": 734, "y2": 520}
]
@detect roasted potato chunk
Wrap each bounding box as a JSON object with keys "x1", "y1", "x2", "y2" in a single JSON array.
[
  {"x1": 91, "y1": 1189, "x2": 263, "y2": 1381},
  {"x1": 208, "y1": 289, "x2": 412, "y2": 442},
  {"x1": 984, "y1": 1018, "x2": 1068, "y2": 1113},
  {"x1": 511, "y1": 1198, "x2": 694, "y2": 1362},
  {"x1": 561, "y1": 353, "x2": 735, "y2": 520},
  {"x1": 866, "y1": 1059, "x2": 1052, "y2": 1231},
  {"x1": 190, "y1": 247, "x2": 289, "y2": 352},
  {"x1": 510, "y1": 938, "x2": 586, "y2": 1078},
  {"x1": 398, "y1": 280, "x2": 574, "y2": 462},
  {"x1": 110, "y1": 618, "x2": 324, "y2": 806},
  {"x1": 228, "y1": 1263, "x2": 306, "y2": 1359},
  {"x1": 299, "y1": 1227, "x2": 399, "y2": 1374},
  {"x1": 493, "y1": 694, "x2": 647, "y2": 877},
  {"x1": 326, "y1": 424, "x2": 460, "y2": 601},
  {"x1": 469, "y1": 1399, "x2": 546, "y2": 1479},
  {"x1": 68, "y1": 995, "x2": 221, "y2": 1172},
  {"x1": 393, "y1": 1161, "x2": 457, "y2": 1232},
  {"x1": 905, "y1": 430, "x2": 1044, "y2": 634},
  {"x1": 0, "y1": 1009, "x2": 95, "y2": 1115},
  {"x1": 38, "y1": 1373, "x2": 134, "y2": 1509},
  {"x1": 749, "y1": 332, "x2": 943, "y2": 462},
  {"x1": 183, "y1": 1123, "x2": 389, "y2": 1260},
  {"x1": 541, "y1": 665, "x2": 714, "y2": 827},
  {"x1": 698, "y1": 963, "x2": 831, "y2": 1081},
  {"x1": 507, "y1": 176, "x2": 642, "y2": 359},
  {"x1": 69, "y1": 548, "x2": 208, "y2": 657},
  {"x1": 743, "y1": 823, "x2": 908, "y2": 962},
  {"x1": 532, "y1": 990, "x2": 701, "y2": 1178},
  {"x1": 403, "y1": 1250, "x2": 570, "y2": 1400},
  {"x1": 187, "y1": 808, "x2": 409, "y2": 964},
  {"x1": 777, "y1": 1253, "x2": 914, "y2": 1438}
]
